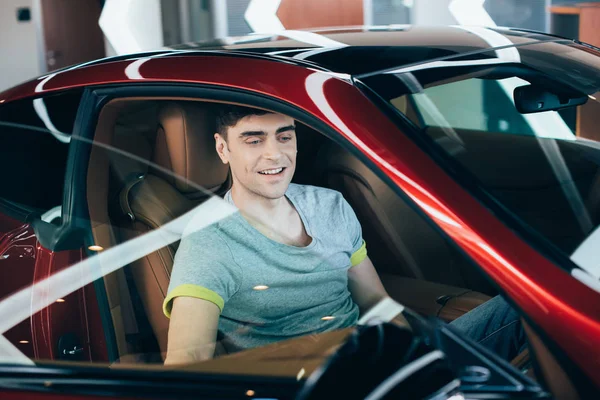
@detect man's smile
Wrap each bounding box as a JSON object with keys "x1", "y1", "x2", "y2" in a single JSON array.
[{"x1": 258, "y1": 167, "x2": 286, "y2": 175}]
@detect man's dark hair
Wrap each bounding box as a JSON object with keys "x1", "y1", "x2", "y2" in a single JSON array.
[{"x1": 216, "y1": 105, "x2": 270, "y2": 140}]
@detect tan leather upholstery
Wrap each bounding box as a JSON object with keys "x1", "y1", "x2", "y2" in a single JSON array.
[
  {"x1": 87, "y1": 100, "x2": 153, "y2": 361},
  {"x1": 152, "y1": 103, "x2": 228, "y2": 196},
  {"x1": 319, "y1": 142, "x2": 493, "y2": 292},
  {"x1": 116, "y1": 102, "x2": 230, "y2": 358}
]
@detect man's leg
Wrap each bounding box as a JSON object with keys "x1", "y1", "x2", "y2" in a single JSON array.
[{"x1": 449, "y1": 295, "x2": 526, "y2": 362}]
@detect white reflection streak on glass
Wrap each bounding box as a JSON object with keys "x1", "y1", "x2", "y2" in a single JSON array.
[
  {"x1": 571, "y1": 269, "x2": 600, "y2": 294},
  {"x1": 33, "y1": 98, "x2": 71, "y2": 144},
  {"x1": 0, "y1": 335, "x2": 32, "y2": 365},
  {"x1": 364, "y1": 350, "x2": 445, "y2": 400},
  {"x1": 41, "y1": 206, "x2": 61, "y2": 223},
  {"x1": 358, "y1": 297, "x2": 405, "y2": 325},
  {"x1": 386, "y1": 57, "x2": 513, "y2": 75},
  {"x1": 293, "y1": 46, "x2": 347, "y2": 60},
  {"x1": 124, "y1": 51, "x2": 183, "y2": 80},
  {"x1": 395, "y1": 72, "x2": 465, "y2": 146},
  {"x1": 0, "y1": 198, "x2": 237, "y2": 336},
  {"x1": 571, "y1": 225, "x2": 600, "y2": 280},
  {"x1": 34, "y1": 73, "x2": 71, "y2": 144},
  {"x1": 305, "y1": 72, "x2": 461, "y2": 228}
]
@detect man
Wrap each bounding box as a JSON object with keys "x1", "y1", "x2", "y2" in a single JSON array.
[{"x1": 163, "y1": 106, "x2": 524, "y2": 365}]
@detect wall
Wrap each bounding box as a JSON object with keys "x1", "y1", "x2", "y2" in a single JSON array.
[
  {"x1": 0, "y1": 0, "x2": 41, "y2": 92},
  {"x1": 100, "y1": 0, "x2": 163, "y2": 55},
  {"x1": 411, "y1": 0, "x2": 455, "y2": 25}
]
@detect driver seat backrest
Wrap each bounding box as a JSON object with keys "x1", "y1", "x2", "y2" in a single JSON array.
[
  {"x1": 116, "y1": 102, "x2": 230, "y2": 359},
  {"x1": 318, "y1": 142, "x2": 491, "y2": 291}
]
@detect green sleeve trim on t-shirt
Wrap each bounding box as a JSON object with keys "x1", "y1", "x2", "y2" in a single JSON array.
[
  {"x1": 350, "y1": 240, "x2": 367, "y2": 267},
  {"x1": 163, "y1": 284, "x2": 225, "y2": 318}
]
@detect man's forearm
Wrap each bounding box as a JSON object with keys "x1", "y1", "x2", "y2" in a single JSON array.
[{"x1": 165, "y1": 342, "x2": 216, "y2": 366}]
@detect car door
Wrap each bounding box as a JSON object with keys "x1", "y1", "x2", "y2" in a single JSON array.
[{"x1": 0, "y1": 89, "x2": 106, "y2": 363}]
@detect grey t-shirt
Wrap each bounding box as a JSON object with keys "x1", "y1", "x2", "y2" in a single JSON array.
[{"x1": 163, "y1": 183, "x2": 367, "y2": 352}]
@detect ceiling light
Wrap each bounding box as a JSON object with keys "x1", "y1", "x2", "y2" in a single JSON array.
[
  {"x1": 88, "y1": 245, "x2": 104, "y2": 252},
  {"x1": 589, "y1": 94, "x2": 597, "y2": 101},
  {"x1": 56, "y1": 298, "x2": 65, "y2": 303},
  {"x1": 19, "y1": 340, "x2": 29, "y2": 344},
  {"x1": 253, "y1": 285, "x2": 269, "y2": 291},
  {"x1": 321, "y1": 316, "x2": 335, "y2": 321},
  {"x1": 246, "y1": 389, "x2": 255, "y2": 396}
]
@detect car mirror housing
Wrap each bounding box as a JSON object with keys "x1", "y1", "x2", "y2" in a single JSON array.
[{"x1": 514, "y1": 84, "x2": 588, "y2": 114}]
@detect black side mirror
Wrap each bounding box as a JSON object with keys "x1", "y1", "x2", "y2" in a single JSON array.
[{"x1": 514, "y1": 84, "x2": 588, "y2": 114}]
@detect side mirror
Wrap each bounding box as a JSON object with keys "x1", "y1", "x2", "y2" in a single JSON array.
[{"x1": 514, "y1": 84, "x2": 588, "y2": 114}]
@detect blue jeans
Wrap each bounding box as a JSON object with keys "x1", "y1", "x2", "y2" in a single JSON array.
[{"x1": 449, "y1": 295, "x2": 526, "y2": 362}]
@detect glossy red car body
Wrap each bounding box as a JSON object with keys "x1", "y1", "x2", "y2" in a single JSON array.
[{"x1": 0, "y1": 26, "x2": 599, "y2": 398}]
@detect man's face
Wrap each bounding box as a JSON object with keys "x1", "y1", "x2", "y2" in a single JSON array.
[{"x1": 215, "y1": 113, "x2": 297, "y2": 200}]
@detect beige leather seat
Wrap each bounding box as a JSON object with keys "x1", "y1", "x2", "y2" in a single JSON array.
[
  {"x1": 116, "y1": 102, "x2": 230, "y2": 358},
  {"x1": 318, "y1": 142, "x2": 495, "y2": 294}
]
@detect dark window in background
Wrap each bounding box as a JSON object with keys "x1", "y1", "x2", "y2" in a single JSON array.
[{"x1": 0, "y1": 90, "x2": 83, "y2": 211}]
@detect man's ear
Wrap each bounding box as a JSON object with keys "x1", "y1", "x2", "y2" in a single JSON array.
[{"x1": 214, "y1": 133, "x2": 229, "y2": 164}]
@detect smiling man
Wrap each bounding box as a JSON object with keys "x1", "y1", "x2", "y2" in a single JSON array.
[{"x1": 163, "y1": 105, "x2": 525, "y2": 365}]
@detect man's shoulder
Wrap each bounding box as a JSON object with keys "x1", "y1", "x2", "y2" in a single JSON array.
[
  {"x1": 287, "y1": 183, "x2": 344, "y2": 204},
  {"x1": 181, "y1": 216, "x2": 240, "y2": 249}
]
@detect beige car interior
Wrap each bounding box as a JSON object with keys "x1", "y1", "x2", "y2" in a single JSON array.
[{"x1": 86, "y1": 98, "x2": 534, "y2": 369}]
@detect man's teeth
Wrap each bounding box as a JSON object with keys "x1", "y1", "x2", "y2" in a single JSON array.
[{"x1": 259, "y1": 167, "x2": 283, "y2": 175}]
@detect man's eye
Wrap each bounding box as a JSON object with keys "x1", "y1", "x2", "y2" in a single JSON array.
[
  {"x1": 246, "y1": 139, "x2": 261, "y2": 145},
  {"x1": 280, "y1": 136, "x2": 292, "y2": 142}
]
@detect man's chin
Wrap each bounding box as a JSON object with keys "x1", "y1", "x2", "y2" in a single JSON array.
[{"x1": 252, "y1": 181, "x2": 291, "y2": 200}]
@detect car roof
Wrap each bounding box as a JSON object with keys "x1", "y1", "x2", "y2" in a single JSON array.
[
  {"x1": 0, "y1": 26, "x2": 575, "y2": 102},
  {"x1": 50, "y1": 26, "x2": 572, "y2": 75},
  {"x1": 165, "y1": 26, "x2": 569, "y2": 75}
]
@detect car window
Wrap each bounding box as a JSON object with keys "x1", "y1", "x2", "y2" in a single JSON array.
[
  {"x1": 0, "y1": 93, "x2": 540, "y2": 387},
  {"x1": 0, "y1": 90, "x2": 82, "y2": 214},
  {"x1": 411, "y1": 78, "x2": 536, "y2": 136},
  {"x1": 362, "y1": 41, "x2": 600, "y2": 283}
]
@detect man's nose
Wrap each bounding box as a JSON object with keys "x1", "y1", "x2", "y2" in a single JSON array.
[{"x1": 262, "y1": 137, "x2": 283, "y2": 160}]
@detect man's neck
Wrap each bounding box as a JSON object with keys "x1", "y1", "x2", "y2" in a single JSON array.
[{"x1": 230, "y1": 184, "x2": 290, "y2": 223}]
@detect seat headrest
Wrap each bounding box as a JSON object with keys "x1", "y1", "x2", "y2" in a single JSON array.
[{"x1": 152, "y1": 102, "x2": 228, "y2": 194}]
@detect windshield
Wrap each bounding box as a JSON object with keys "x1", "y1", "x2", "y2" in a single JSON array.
[{"x1": 361, "y1": 40, "x2": 600, "y2": 286}]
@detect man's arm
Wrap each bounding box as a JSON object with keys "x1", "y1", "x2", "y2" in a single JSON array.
[
  {"x1": 348, "y1": 256, "x2": 389, "y2": 314},
  {"x1": 348, "y1": 256, "x2": 411, "y2": 327},
  {"x1": 164, "y1": 296, "x2": 220, "y2": 365}
]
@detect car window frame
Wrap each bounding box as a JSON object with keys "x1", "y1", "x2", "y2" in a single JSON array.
[{"x1": 29, "y1": 80, "x2": 586, "y2": 396}]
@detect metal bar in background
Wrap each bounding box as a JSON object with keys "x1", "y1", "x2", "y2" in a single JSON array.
[
  {"x1": 32, "y1": 0, "x2": 47, "y2": 74},
  {"x1": 179, "y1": 0, "x2": 192, "y2": 42},
  {"x1": 211, "y1": 0, "x2": 229, "y2": 38},
  {"x1": 364, "y1": 0, "x2": 374, "y2": 26}
]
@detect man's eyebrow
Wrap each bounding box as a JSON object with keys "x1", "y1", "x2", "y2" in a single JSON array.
[
  {"x1": 276, "y1": 125, "x2": 295, "y2": 134},
  {"x1": 239, "y1": 130, "x2": 266, "y2": 138}
]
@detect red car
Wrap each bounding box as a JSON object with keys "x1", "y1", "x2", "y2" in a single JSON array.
[{"x1": 0, "y1": 26, "x2": 599, "y2": 399}]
